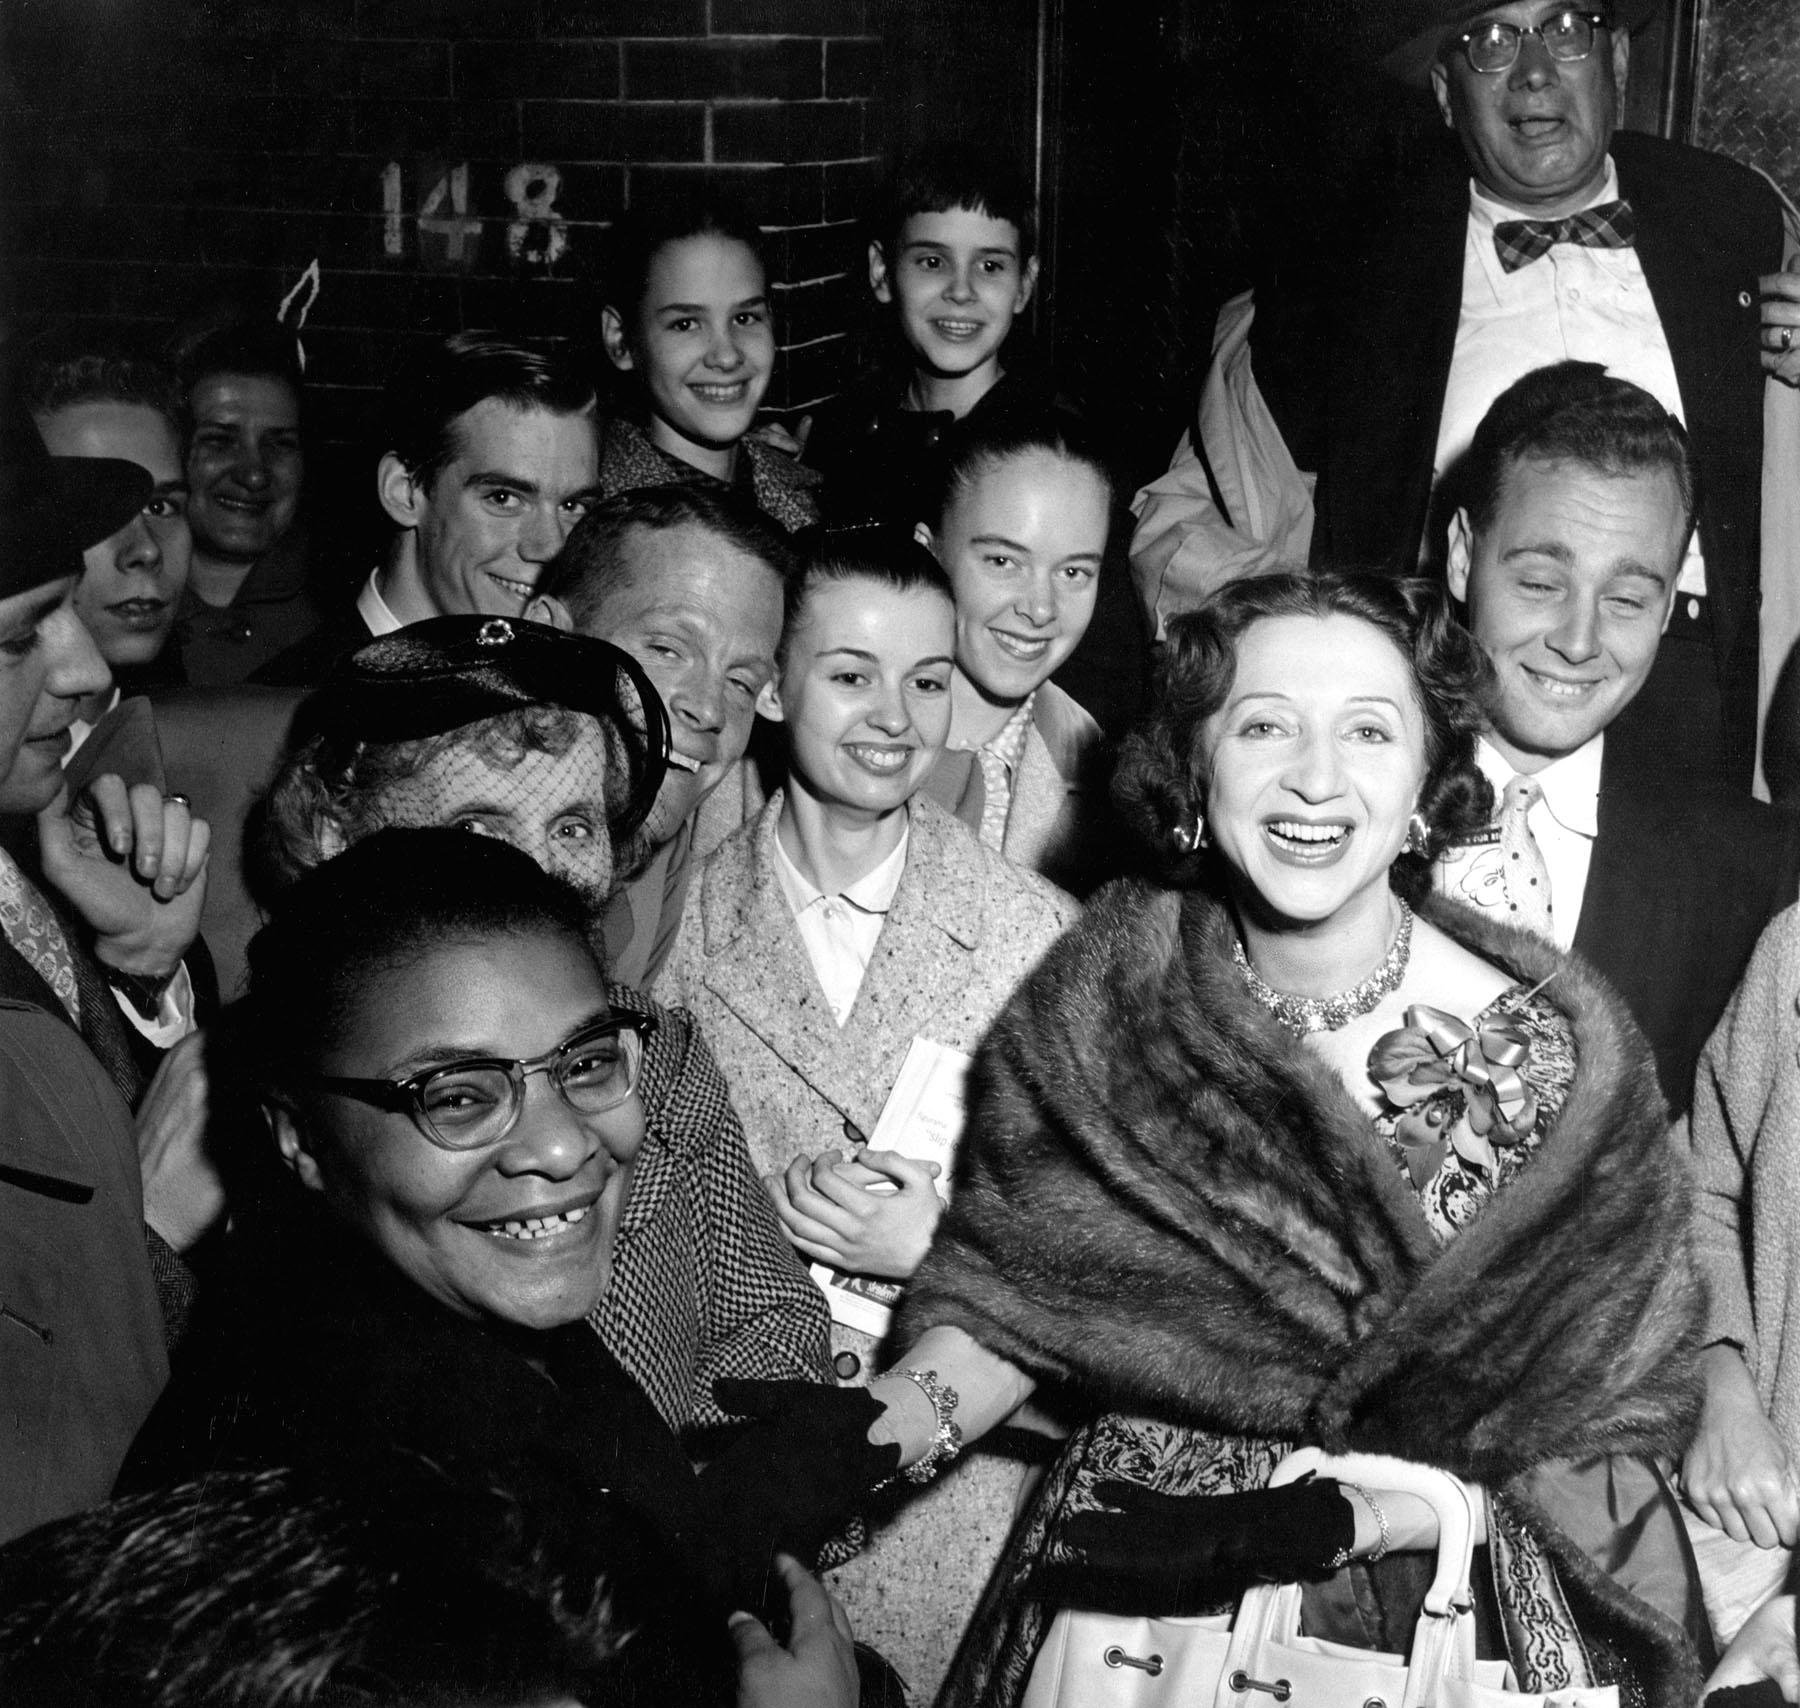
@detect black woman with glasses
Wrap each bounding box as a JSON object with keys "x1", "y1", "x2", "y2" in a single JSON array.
[
  {"x1": 1131, "y1": 0, "x2": 1787, "y2": 797},
  {"x1": 115, "y1": 829, "x2": 890, "y2": 1705}
]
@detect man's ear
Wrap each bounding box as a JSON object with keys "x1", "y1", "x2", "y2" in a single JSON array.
[
  {"x1": 913, "y1": 521, "x2": 936, "y2": 555},
  {"x1": 526, "y1": 592, "x2": 575, "y2": 632},
  {"x1": 600, "y1": 305, "x2": 634, "y2": 372},
  {"x1": 1445, "y1": 507, "x2": 1475, "y2": 603},
  {"x1": 869, "y1": 239, "x2": 893, "y2": 305},
  {"x1": 1014, "y1": 255, "x2": 1041, "y2": 315},
  {"x1": 1430, "y1": 61, "x2": 1456, "y2": 129},
  {"x1": 758, "y1": 678, "x2": 785, "y2": 722},
  {"x1": 377, "y1": 451, "x2": 426, "y2": 529},
  {"x1": 268, "y1": 1100, "x2": 325, "y2": 1193},
  {"x1": 1610, "y1": 30, "x2": 1630, "y2": 124}
]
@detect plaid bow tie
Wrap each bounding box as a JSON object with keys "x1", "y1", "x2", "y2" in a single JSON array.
[{"x1": 1492, "y1": 199, "x2": 1635, "y2": 272}]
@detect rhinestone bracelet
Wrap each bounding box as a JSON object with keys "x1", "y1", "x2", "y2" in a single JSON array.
[{"x1": 890, "y1": 1367, "x2": 964, "y2": 1485}]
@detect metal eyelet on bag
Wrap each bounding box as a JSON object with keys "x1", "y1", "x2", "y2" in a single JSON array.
[
  {"x1": 1227, "y1": 1670, "x2": 1293, "y2": 1702},
  {"x1": 1364, "y1": 1698, "x2": 1389, "y2": 1708},
  {"x1": 1102, "y1": 1645, "x2": 1164, "y2": 1676}
]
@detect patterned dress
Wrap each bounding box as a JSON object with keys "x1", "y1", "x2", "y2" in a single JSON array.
[{"x1": 938, "y1": 987, "x2": 1577, "y2": 1708}]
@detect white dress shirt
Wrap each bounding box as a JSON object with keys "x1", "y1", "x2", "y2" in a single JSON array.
[
  {"x1": 1435, "y1": 158, "x2": 1704, "y2": 599},
  {"x1": 357, "y1": 570, "x2": 405, "y2": 638},
  {"x1": 773, "y1": 823, "x2": 909, "y2": 1028},
  {"x1": 1435, "y1": 735, "x2": 1602, "y2": 950}
]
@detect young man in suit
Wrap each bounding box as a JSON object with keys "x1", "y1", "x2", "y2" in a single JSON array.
[{"x1": 1436, "y1": 362, "x2": 1800, "y2": 1116}]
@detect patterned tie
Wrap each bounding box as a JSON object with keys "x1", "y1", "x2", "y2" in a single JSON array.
[
  {"x1": 0, "y1": 848, "x2": 81, "y2": 1025},
  {"x1": 1499, "y1": 775, "x2": 1554, "y2": 935},
  {"x1": 1492, "y1": 199, "x2": 1635, "y2": 273}
]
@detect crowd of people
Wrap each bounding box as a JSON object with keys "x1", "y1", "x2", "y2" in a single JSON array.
[{"x1": 6, "y1": 1, "x2": 1800, "y2": 1703}]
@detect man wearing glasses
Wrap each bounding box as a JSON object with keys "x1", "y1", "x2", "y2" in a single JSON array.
[{"x1": 1132, "y1": 0, "x2": 1787, "y2": 796}]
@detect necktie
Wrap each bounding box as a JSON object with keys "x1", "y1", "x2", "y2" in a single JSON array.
[
  {"x1": 0, "y1": 848, "x2": 81, "y2": 1025},
  {"x1": 1499, "y1": 774, "x2": 1554, "y2": 935},
  {"x1": 1492, "y1": 199, "x2": 1635, "y2": 273}
]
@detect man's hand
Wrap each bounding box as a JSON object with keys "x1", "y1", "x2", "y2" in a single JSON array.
[
  {"x1": 135, "y1": 1030, "x2": 223, "y2": 1252},
  {"x1": 729, "y1": 1554, "x2": 858, "y2": 1708},
  {"x1": 1706, "y1": 1594, "x2": 1799, "y2": 1703},
  {"x1": 1684, "y1": 1344, "x2": 1800, "y2": 1549},
  {"x1": 767, "y1": 1148, "x2": 943, "y2": 1281},
  {"x1": 1762, "y1": 256, "x2": 1800, "y2": 388},
  {"x1": 37, "y1": 778, "x2": 208, "y2": 976}
]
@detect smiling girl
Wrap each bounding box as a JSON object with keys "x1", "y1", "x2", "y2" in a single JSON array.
[
  {"x1": 659, "y1": 530, "x2": 1076, "y2": 1700},
  {"x1": 916, "y1": 413, "x2": 1114, "y2": 893},
  {"x1": 599, "y1": 202, "x2": 820, "y2": 533}
]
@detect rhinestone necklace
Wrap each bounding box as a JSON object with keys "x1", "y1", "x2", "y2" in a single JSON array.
[{"x1": 1232, "y1": 901, "x2": 1414, "y2": 1038}]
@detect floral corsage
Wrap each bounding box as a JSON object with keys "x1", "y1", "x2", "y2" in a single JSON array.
[{"x1": 1369, "y1": 1003, "x2": 1538, "y2": 1189}]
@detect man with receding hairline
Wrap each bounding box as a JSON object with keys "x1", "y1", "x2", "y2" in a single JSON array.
[{"x1": 533, "y1": 486, "x2": 793, "y2": 990}]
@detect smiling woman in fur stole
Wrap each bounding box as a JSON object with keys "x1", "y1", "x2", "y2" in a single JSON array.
[{"x1": 825, "y1": 568, "x2": 1709, "y2": 1706}]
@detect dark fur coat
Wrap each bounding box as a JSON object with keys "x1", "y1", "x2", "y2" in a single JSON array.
[{"x1": 903, "y1": 880, "x2": 1706, "y2": 1701}]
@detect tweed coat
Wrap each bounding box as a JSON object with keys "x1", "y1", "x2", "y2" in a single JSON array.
[{"x1": 658, "y1": 790, "x2": 1078, "y2": 1702}]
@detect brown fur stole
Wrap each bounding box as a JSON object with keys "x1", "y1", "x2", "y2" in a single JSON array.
[{"x1": 904, "y1": 880, "x2": 1705, "y2": 1699}]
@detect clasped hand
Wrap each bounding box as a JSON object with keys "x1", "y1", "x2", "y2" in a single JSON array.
[
  {"x1": 1764, "y1": 254, "x2": 1800, "y2": 388},
  {"x1": 767, "y1": 1147, "x2": 943, "y2": 1280},
  {"x1": 37, "y1": 776, "x2": 208, "y2": 976}
]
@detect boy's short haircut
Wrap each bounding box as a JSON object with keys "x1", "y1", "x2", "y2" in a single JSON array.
[
  {"x1": 381, "y1": 331, "x2": 596, "y2": 494},
  {"x1": 18, "y1": 340, "x2": 187, "y2": 441},
  {"x1": 543, "y1": 484, "x2": 796, "y2": 631},
  {"x1": 878, "y1": 140, "x2": 1037, "y2": 263}
]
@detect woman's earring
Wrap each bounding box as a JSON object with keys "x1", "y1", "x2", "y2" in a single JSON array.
[
  {"x1": 1170, "y1": 811, "x2": 1208, "y2": 855},
  {"x1": 1402, "y1": 811, "x2": 1430, "y2": 856}
]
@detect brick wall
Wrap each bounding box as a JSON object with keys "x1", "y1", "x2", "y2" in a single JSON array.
[{"x1": 0, "y1": 0, "x2": 885, "y2": 470}]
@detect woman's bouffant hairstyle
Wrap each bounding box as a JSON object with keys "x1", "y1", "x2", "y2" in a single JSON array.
[
  {"x1": 243, "y1": 827, "x2": 596, "y2": 1100},
  {"x1": 1112, "y1": 568, "x2": 1493, "y2": 896},
  {"x1": 931, "y1": 408, "x2": 1116, "y2": 527},
  {"x1": 780, "y1": 523, "x2": 953, "y2": 666}
]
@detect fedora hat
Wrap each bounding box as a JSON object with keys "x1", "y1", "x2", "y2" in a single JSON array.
[
  {"x1": 0, "y1": 423, "x2": 151, "y2": 602},
  {"x1": 297, "y1": 614, "x2": 672, "y2": 845},
  {"x1": 1382, "y1": 0, "x2": 1661, "y2": 87}
]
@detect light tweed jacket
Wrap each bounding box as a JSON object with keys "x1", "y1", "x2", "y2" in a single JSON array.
[{"x1": 657, "y1": 790, "x2": 1078, "y2": 1703}]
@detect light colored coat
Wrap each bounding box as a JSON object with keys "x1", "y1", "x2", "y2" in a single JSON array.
[
  {"x1": 659, "y1": 791, "x2": 1077, "y2": 1704},
  {"x1": 1690, "y1": 901, "x2": 1800, "y2": 1446}
]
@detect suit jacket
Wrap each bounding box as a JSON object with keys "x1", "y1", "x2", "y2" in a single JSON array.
[
  {"x1": 1573, "y1": 765, "x2": 1800, "y2": 1117},
  {"x1": 0, "y1": 1001, "x2": 168, "y2": 1544},
  {"x1": 1256, "y1": 130, "x2": 1780, "y2": 785}
]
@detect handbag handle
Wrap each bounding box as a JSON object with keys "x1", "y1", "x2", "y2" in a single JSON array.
[{"x1": 1267, "y1": 1448, "x2": 1476, "y2": 1617}]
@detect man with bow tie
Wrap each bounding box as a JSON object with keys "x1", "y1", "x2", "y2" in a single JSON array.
[
  {"x1": 1434, "y1": 361, "x2": 1800, "y2": 1119},
  {"x1": 1132, "y1": 0, "x2": 1788, "y2": 794}
]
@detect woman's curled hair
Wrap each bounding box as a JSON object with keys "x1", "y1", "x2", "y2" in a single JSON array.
[{"x1": 1112, "y1": 568, "x2": 1493, "y2": 893}]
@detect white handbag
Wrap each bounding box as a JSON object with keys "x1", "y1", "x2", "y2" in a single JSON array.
[{"x1": 1020, "y1": 1448, "x2": 1620, "y2": 1708}]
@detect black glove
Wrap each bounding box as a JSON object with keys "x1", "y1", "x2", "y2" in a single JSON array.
[
  {"x1": 1038, "y1": 1476, "x2": 1356, "y2": 1616},
  {"x1": 694, "y1": 1378, "x2": 901, "y2": 1615}
]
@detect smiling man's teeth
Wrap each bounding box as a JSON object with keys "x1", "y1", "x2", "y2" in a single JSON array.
[
  {"x1": 1269, "y1": 820, "x2": 1346, "y2": 844},
  {"x1": 488, "y1": 572, "x2": 534, "y2": 599},
  {"x1": 483, "y1": 1206, "x2": 591, "y2": 1241},
  {"x1": 665, "y1": 749, "x2": 703, "y2": 773},
  {"x1": 1528, "y1": 673, "x2": 1594, "y2": 699}
]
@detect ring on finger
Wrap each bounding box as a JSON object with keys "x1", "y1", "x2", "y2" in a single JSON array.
[
  {"x1": 165, "y1": 792, "x2": 191, "y2": 808},
  {"x1": 1782, "y1": 327, "x2": 1795, "y2": 353}
]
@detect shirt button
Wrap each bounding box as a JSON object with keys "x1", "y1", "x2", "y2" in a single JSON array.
[
  {"x1": 1740, "y1": 290, "x2": 1754, "y2": 308},
  {"x1": 1687, "y1": 597, "x2": 1701, "y2": 621},
  {"x1": 833, "y1": 1351, "x2": 862, "y2": 1381}
]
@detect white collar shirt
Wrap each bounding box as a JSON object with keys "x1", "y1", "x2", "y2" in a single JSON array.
[
  {"x1": 773, "y1": 822, "x2": 910, "y2": 1028},
  {"x1": 357, "y1": 570, "x2": 405, "y2": 638},
  {"x1": 1433, "y1": 734, "x2": 1602, "y2": 950},
  {"x1": 1435, "y1": 157, "x2": 1704, "y2": 597}
]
